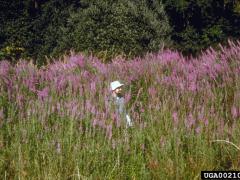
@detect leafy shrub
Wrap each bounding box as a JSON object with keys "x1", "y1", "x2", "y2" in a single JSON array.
[
  {"x1": 0, "y1": 45, "x2": 25, "y2": 62},
  {"x1": 55, "y1": 0, "x2": 171, "y2": 62}
]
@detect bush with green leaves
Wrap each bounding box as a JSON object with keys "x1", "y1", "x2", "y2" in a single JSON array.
[
  {"x1": 162, "y1": 0, "x2": 240, "y2": 55},
  {"x1": 55, "y1": 0, "x2": 171, "y2": 61}
]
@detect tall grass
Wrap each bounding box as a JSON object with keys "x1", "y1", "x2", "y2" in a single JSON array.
[{"x1": 1, "y1": 40, "x2": 240, "y2": 179}]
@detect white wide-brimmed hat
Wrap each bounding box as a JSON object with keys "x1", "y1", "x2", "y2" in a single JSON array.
[{"x1": 110, "y1": 81, "x2": 124, "y2": 91}]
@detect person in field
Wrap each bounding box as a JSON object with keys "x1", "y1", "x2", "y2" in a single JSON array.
[{"x1": 110, "y1": 80, "x2": 133, "y2": 128}]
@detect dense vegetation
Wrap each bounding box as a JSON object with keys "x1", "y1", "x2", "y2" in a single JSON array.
[
  {"x1": 0, "y1": 0, "x2": 170, "y2": 64},
  {"x1": 1, "y1": 40, "x2": 240, "y2": 179},
  {"x1": 163, "y1": 0, "x2": 240, "y2": 55},
  {"x1": 1, "y1": 2, "x2": 240, "y2": 178},
  {"x1": 1, "y1": 0, "x2": 240, "y2": 64}
]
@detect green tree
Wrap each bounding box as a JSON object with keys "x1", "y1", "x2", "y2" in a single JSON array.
[
  {"x1": 162, "y1": 0, "x2": 240, "y2": 55},
  {"x1": 34, "y1": 0, "x2": 79, "y2": 62},
  {"x1": 55, "y1": 0, "x2": 171, "y2": 61},
  {"x1": 0, "y1": 0, "x2": 79, "y2": 64},
  {"x1": 0, "y1": 0, "x2": 46, "y2": 61}
]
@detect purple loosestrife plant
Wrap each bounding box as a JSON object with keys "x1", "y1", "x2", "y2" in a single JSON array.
[
  {"x1": 0, "y1": 60, "x2": 11, "y2": 76},
  {"x1": 172, "y1": 111, "x2": 179, "y2": 129},
  {"x1": 195, "y1": 126, "x2": 201, "y2": 135},
  {"x1": 185, "y1": 113, "x2": 196, "y2": 130},
  {"x1": 231, "y1": 106, "x2": 238, "y2": 119},
  {"x1": 69, "y1": 54, "x2": 85, "y2": 68},
  {"x1": 37, "y1": 87, "x2": 49, "y2": 101},
  {"x1": 1, "y1": 40, "x2": 240, "y2": 147}
]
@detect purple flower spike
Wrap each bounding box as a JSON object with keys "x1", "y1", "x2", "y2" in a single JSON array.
[
  {"x1": 106, "y1": 124, "x2": 113, "y2": 140},
  {"x1": 231, "y1": 106, "x2": 238, "y2": 119},
  {"x1": 204, "y1": 118, "x2": 209, "y2": 126},
  {"x1": 37, "y1": 87, "x2": 49, "y2": 101},
  {"x1": 195, "y1": 127, "x2": 201, "y2": 134},
  {"x1": 69, "y1": 54, "x2": 85, "y2": 68},
  {"x1": 90, "y1": 82, "x2": 96, "y2": 92},
  {"x1": 185, "y1": 113, "x2": 195, "y2": 129},
  {"x1": 148, "y1": 87, "x2": 157, "y2": 97},
  {"x1": 172, "y1": 111, "x2": 178, "y2": 127}
]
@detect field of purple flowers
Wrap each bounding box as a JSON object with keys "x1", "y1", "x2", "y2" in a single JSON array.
[{"x1": 1, "y1": 40, "x2": 240, "y2": 179}]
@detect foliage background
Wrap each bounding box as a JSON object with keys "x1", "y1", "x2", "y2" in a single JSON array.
[
  {"x1": 1, "y1": 0, "x2": 240, "y2": 64},
  {"x1": 1, "y1": 1, "x2": 240, "y2": 178}
]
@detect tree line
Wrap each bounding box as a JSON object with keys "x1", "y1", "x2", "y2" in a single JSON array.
[{"x1": 0, "y1": 0, "x2": 240, "y2": 64}]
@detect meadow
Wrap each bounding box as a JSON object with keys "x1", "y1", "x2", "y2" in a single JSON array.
[{"x1": 1, "y1": 40, "x2": 240, "y2": 179}]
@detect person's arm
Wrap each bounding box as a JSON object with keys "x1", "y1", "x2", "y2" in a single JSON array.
[
  {"x1": 118, "y1": 97, "x2": 133, "y2": 127},
  {"x1": 126, "y1": 114, "x2": 133, "y2": 127},
  {"x1": 118, "y1": 97, "x2": 125, "y2": 114}
]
